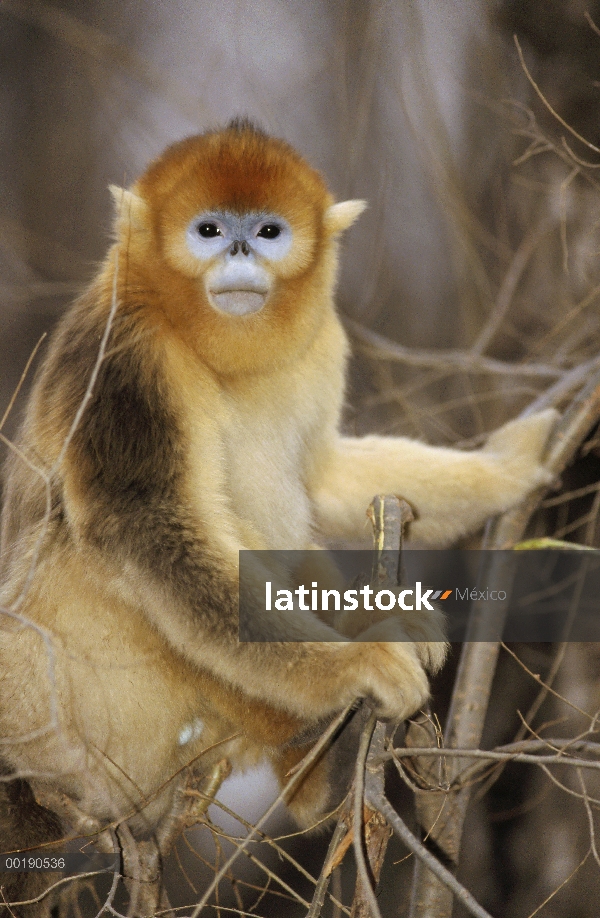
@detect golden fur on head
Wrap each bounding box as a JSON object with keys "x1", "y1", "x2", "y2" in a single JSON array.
[
  {"x1": 107, "y1": 120, "x2": 362, "y2": 376},
  {"x1": 138, "y1": 119, "x2": 330, "y2": 232}
]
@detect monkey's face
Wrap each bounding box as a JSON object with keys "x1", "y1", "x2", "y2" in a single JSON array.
[
  {"x1": 161, "y1": 200, "x2": 318, "y2": 324},
  {"x1": 184, "y1": 210, "x2": 294, "y2": 317},
  {"x1": 136, "y1": 127, "x2": 327, "y2": 320},
  {"x1": 119, "y1": 124, "x2": 364, "y2": 373}
]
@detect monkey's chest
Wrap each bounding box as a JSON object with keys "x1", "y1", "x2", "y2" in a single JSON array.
[{"x1": 223, "y1": 421, "x2": 312, "y2": 550}]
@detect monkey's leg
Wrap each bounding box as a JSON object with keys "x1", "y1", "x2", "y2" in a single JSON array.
[{"x1": 271, "y1": 707, "x2": 368, "y2": 829}]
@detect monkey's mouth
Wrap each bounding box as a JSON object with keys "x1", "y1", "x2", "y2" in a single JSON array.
[{"x1": 208, "y1": 288, "x2": 268, "y2": 316}]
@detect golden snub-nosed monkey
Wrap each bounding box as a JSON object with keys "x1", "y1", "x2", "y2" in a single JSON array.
[{"x1": 0, "y1": 119, "x2": 556, "y2": 910}]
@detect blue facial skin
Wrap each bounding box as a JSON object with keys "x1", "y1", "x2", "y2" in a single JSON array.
[
  {"x1": 186, "y1": 211, "x2": 293, "y2": 315},
  {"x1": 186, "y1": 211, "x2": 292, "y2": 262}
]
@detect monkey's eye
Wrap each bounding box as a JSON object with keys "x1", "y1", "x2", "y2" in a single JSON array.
[
  {"x1": 257, "y1": 224, "x2": 281, "y2": 239},
  {"x1": 198, "y1": 222, "x2": 222, "y2": 238}
]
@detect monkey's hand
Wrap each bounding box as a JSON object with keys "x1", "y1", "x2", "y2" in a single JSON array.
[
  {"x1": 406, "y1": 407, "x2": 558, "y2": 544},
  {"x1": 334, "y1": 585, "x2": 445, "y2": 633},
  {"x1": 347, "y1": 637, "x2": 433, "y2": 721},
  {"x1": 348, "y1": 603, "x2": 448, "y2": 674},
  {"x1": 332, "y1": 593, "x2": 447, "y2": 720},
  {"x1": 480, "y1": 408, "x2": 558, "y2": 494}
]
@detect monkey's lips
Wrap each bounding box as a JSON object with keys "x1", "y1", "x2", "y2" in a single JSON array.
[{"x1": 209, "y1": 288, "x2": 268, "y2": 316}]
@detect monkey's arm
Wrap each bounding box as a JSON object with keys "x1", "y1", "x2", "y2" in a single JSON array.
[{"x1": 310, "y1": 410, "x2": 557, "y2": 546}]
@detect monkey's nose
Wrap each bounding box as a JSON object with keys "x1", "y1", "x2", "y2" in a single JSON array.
[{"x1": 230, "y1": 240, "x2": 250, "y2": 256}]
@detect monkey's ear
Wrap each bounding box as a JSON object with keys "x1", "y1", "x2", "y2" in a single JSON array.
[
  {"x1": 109, "y1": 185, "x2": 150, "y2": 238},
  {"x1": 324, "y1": 200, "x2": 367, "y2": 235}
]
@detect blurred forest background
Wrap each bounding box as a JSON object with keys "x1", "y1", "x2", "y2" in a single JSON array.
[{"x1": 4, "y1": 1, "x2": 600, "y2": 916}]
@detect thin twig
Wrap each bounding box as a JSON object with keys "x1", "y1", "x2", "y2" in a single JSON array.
[
  {"x1": 472, "y1": 216, "x2": 552, "y2": 355},
  {"x1": 526, "y1": 850, "x2": 591, "y2": 918},
  {"x1": 306, "y1": 819, "x2": 350, "y2": 918},
  {"x1": 346, "y1": 320, "x2": 564, "y2": 378},
  {"x1": 189, "y1": 703, "x2": 356, "y2": 918},
  {"x1": 384, "y1": 743, "x2": 600, "y2": 774},
  {"x1": 370, "y1": 793, "x2": 494, "y2": 918},
  {"x1": 0, "y1": 333, "x2": 47, "y2": 432},
  {"x1": 351, "y1": 712, "x2": 381, "y2": 918},
  {"x1": 514, "y1": 35, "x2": 600, "y2": 155}
]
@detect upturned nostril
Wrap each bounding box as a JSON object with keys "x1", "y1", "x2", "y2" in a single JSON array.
[
  {"x1": 241, "y1": 240, "x2": 250, "y2": 256},
  {"x1": 230, "y1": 240, "x2": 240, "y2": 256}
]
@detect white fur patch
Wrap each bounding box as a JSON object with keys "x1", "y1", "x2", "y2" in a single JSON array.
[{"x1": 178, "y1": 717, "x2": 205, "y2": 745}]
